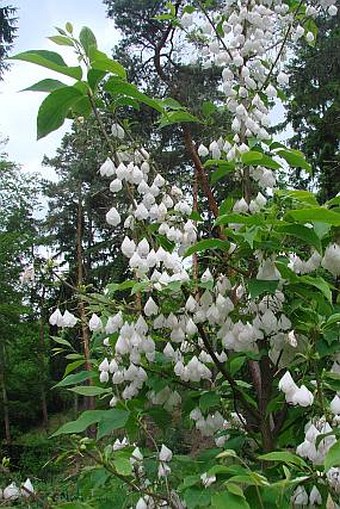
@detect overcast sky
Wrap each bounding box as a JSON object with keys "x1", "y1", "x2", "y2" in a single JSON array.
[{"x1": 0, "y1": 0, "x2": 119, "y2": 179}]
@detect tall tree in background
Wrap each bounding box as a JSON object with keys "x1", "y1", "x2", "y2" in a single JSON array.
[
  {"x1": 43, "y1": 118, "x2": 129, "y2": 409},
  {"x1": 284, "y1": 8, "x2": 340, "y2": 201},
  {"x1": 0, "y1": 141, "x2": 43, "y2": 441},
  {"x1": 0, "y1": 4, "x2": 17, "y2": 79}
]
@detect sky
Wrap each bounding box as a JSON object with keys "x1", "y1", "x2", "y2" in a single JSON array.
[{"x1": 0, "y1": 0, "x2": 119, "y2": 180}]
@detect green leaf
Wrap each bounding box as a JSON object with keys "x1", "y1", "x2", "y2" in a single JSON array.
[
  {"x1": 54, "y1": 370, "x2": 95, "y2": 387},
  {"x1": 199, "y1": 392, "x2": 220, "y2": 412},
  {"x1": 131, "y1": 280, "x2": 152, "y2": 295},
  {"x1": 65, "y1": 22, "x2": 73, "y2": 33},
  {"x1": 204, "y1": 160, "x2": 235, "y2": 184},
  {"x1": 323, "y1": 372, "x2": 340, "y2": 391},
  {"x1": 184, "y1": 238, "x2": 230, "y2": 257},
  {"x1": 215, "y1": 213, "x2": 263, "y2": 226},
  {"x1": 159, "y1": 110, "x2": 201, "y2": 127},
  {"x1": 276, "y1": 223, "x2": 322, "y2": 253},
  {"x1": 202, "y1": 101, "x2": 217, "y2": 117},
  {"x1": 323, "y1": 314, "x2": 340, "y2": 330},
  {"x1": 277, "y1": 189, "x2": 319, "y2": 206},
  {"x1": 286, "y1": 208, "x2": 340, "y2": 226},
  {"x1": 48, "y1": 35, "x2": 74, "y2": 46},
  {"x1": 22, "y1": 78, "x2": 67, "y2": 92},
  {"x1": 184, "y1": 487, "x2": 211, "y2": 509},
  {"x1": 299, "y1": 275, "x2": 332, "y2": 302},
  {"x1": 68, "y1": 385, "x2": 111, "y2": 396},
  {"x1": 211, "y1": 491, "x2": 250, "y2": 509},
  {"x1": 96, "y1": 409, "x2": 130, "y2": 439},
  {"x1": 11, "y1": 50, "x2": 82, "y2": 79},
  {"x1": 324, "y1": 439, "x2": 340, "y2": 470},
  {"x1": 87, "y1": 69, "x2": 107, "y2": 91},
  {"x1": 113, "y1": 457, "x2": 132, "y2": 476},
  {"x1": 37, "y1": 86, "x2": 84, "y2": 139},
  {"x1": 64, "y1": 360, "x2": 85, "y2": 377},
  {"x1": 79, "y1": 26, "x2": 97, "y2": 56},
  {"x1": 258, "y1": 451, "x2": 307, "y2": 468},
  {"x1": 228, "y1": 355, "x2": 246, "y2": 376},
  {"x1": 247, "y1": 279, "x2": 279, "y2": 299},
  {"x1": 241, "y1": 151, "x2": 263, "y2": 165},
  {"x1": 51, "y1": 410, "x2": 107, "y2": 436},
  {"x1": 241, "y1": 151, "x2": 281, "y2": 170},
  {"x1": 52, "y1": 337, "x2": 74, "y2": 348},
  {"x1": 105, "y1": 78, "x2": 163, "y2": 112},
  {"x1": 89, "y1": 49, "x2": 126, "y2": 79},
  {"x1": 276, "y1": 148, "x2": 311, "y2": 173}
]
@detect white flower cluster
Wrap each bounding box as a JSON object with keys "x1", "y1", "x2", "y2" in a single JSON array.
[
  {"x1": 233, "y1": 192, "x2": 267, "y2": 214},
  {"x1": 189, "y1": 407, "x2": 225, "y2": 437},
  {"x1": 291, "y1": 485, "x2": 322, "y2": 506},
  {"x1": 0, "y1": 479, "x2": 34, "y2": 501},
  {"x1": 97, "y1": 314, "x2": 157, "y2": 399},
  {"x1": 296, "y1": 417, "x2": 336, "y2": 464},
  {"x1": 147, "y1": 387, "x2": 182, "y2": 412},
  {"x1": 189, "y1": 407, "x2": 244, "y2": 445},
  {"x1": 49, "y1": 308, "x2": 77, "y2": 328},
  {"x1": 288, "y1": 251, "x2": 322, "y2": 274},
  {"x1": 278, "y1": 371, "x2": 314, "y2": 407}
]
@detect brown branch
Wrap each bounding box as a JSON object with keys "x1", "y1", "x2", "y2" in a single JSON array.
[
  {"x1": 182, "y1": 125, "x2": 220, "y2": 219},
  {"x1": 196, "y1": 322, "x2": 259, "y2": 421}
]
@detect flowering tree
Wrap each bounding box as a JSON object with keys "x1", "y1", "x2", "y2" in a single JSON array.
[{"x1": 13, "y1": 0, "x2": 340, "y2": 506}]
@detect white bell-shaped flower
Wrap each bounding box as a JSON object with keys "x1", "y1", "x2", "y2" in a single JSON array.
[
  {"x1": 49, "y1": 308, "x2": 64, "y2": 327},
  {"x1": 321, "y1": 243, "x2": 340, "y2": 276},
  {"x1": 89, "y1": 313, "x2": 103, "y2": 332},
  {"x1": 198, "y1": 144, "x2": 209, "y2": 157},
  {"x1": 116, "y1": 162, "x2": 128, "y2": 180},
  {"x1": 201, "y1": 472, "x2": 216, "y2": 488},
  {"x1": 99, "y1": 371, "x2": 109, "y2": 383},
  {"x1": 291, "y1": 485, "x2": 308, "y2": 506},
  {"x1": 144, "y1": 297, "x2": 159, "y2": 317},
  {"x1": 99, "y1": 357, "x2": 109, "y2": 372},
  {"x1": 99, "y1": 158, "x2": 115, "y2": 177},
  {"x1": 330, "y1": 395, "x2": 340, "y2": 415},
  {"x1": 278, "y1": 371, "x2": 298, "y2": 394},
  {"x1": 62, "y1": 310, "x2": 77, "y2": 328},
  {"x1": 159, "y1": 444, "x2": 173, "y2": 462},
  {"x1": 136, "y1": 497, "x2": 148, "y2": 509},
  {"x1": 109, "y1": 178, "x2": 123, "y2": 193},
  {"x1": 3, "y1": 483, "x2": 20, "y2": 500},
  {"x1": 21, "y1": 478, "x2": 34, "y2": 498},
  {"x1": 309, "y1": 486, "x2": 322, "y2": 505},
  {"x1": 291, "y1": 385, "x2": 314, "y2": 407},
  {"x1": 137, "y1": 238, "x2": 150, "y2": 256},
  {"x1": 106, "y1": 207, "x2": 121, "y2": 226},
  {"x1": 233, "y1": 198, "x2": 249, "y2": 213},
  {"x1": 158, "y1": 462, "x2": 171, "y2": 478},
  {"x1": 201, "y1": 268, "x2": 213, "y2": 283},
  {"x1": 106, "y1": 312, "x2": 123, "y2": 334},
  {"x1": 111, "y1": 123, "x2": 125, "y2": 139}
]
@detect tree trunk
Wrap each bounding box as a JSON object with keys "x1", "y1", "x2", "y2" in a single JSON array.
[
  {"x1": 76, "y1": 183, "x2": 95, "y2": 411},
  {"x1": 39, "y1": 316, "x2": 49, "y2": 428},
  {"x1": 0, "y1": 343, "x2": 11, "y2": 443}
]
